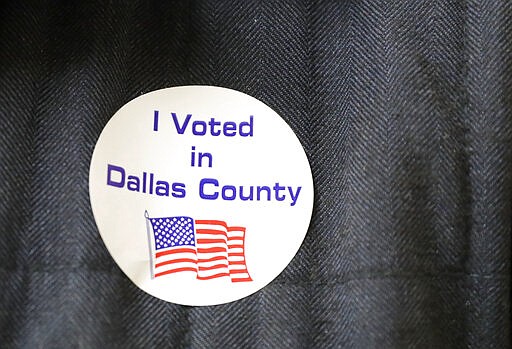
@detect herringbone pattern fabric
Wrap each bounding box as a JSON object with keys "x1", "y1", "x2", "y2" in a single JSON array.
[{"x1": 1, "y1": 1, "x2": 511, "y2": 348}]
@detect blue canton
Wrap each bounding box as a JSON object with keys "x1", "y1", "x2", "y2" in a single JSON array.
[{"x1": 150, "y1": 216, "x2": 195, "y2": 250}]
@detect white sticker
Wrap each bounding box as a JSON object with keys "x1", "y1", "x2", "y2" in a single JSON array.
[{"x1": 89, "y1": 86, "x2": 313, "y2": 306}]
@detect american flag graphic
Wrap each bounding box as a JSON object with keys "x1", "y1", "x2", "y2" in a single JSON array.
[{"x1": 145, "y1": 213, "x2": 252, "y2": 282}]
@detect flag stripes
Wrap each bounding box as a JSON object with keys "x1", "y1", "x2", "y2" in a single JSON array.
[{"x1": 226, "y1": 226, "x2": 252, "y2": 282}]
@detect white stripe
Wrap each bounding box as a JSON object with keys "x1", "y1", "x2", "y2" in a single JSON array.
[
  {"x1": 196, "y1": 233, "x2": 227, "y2": 240},
  {"x1": 198, "y1": 259, "x2": 228, "y2": 268},
  {"x1": 195, "y1": 222, "x2": 228, "y2": 231},
  {"x1": 230, "y1": 272, "x2": 250, "y2": 279},
  {"x1": 196, "y1": 242, "x2": 227, "y2": 249},
  {"x1": 198, "y1": 268, "x2": 229, "y2": 278},
  {"x1": 156, "y1": 261, "x2": 197, "y2": 271},
  {"x1": 227, "y1": 230, "x2": 244, "y2": 238},
  {"x1": 155, "y1": 250, "x2": 196, "y2": 260}
]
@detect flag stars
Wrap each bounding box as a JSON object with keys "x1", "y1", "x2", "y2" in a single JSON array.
[{"x1": 151, "y1": 216, "x2": 196, "y2": 250}]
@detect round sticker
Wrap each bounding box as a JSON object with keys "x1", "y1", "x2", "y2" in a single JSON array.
[{"x1": 89, "y1": 86, "x2": 313, "y2": 306}]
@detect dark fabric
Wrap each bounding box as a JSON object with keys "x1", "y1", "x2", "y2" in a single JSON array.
[{"x1": 1, "y1": 1, "x2": 511, "y2": 348}]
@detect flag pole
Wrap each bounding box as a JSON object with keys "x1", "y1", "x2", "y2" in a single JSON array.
[{"x1": 144, "y1": 210, "x2": 155, "y2": 279}]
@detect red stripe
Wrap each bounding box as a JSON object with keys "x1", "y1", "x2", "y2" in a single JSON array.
[
  {"x1": 155, "y1": 267, "x2": 197, "y2": 278},
  {"x1": 196, "y1": 229, "x2": 227, "y2": 237},
  {"x1": 227, "y1": 226, "x2": 245, "y2": 232},
  {"x1": 228, "y1": 252, "x2": 245, "y2": 257},
  {"x1": 197, "y1": 272, "x2": 230, "y2": 280},
  {"x1": 198, "y1": 256, "x2": 227, "y2": 263},
  {"x1": 156, "y1": 248, "x2": 196, "y2": 258},
  {"x1": 198, "y1": 264, "x2": 228, "y2": 271},
  {"x1": 198, "y1": 247, "x2": 226, "y2": 253},
  {"x1": 195, "y1": 220, "x2": 228, "y2": 229},
  {"x1": 197, "y1": 238, "x2": 225, "y2": 244},
  {"x1": 228, "y1": 244, "x2": 244, "y2": 249},
  {"x1": 155, "y1": 258, "x2": 196, "y2": 268},
  {"x1": 229, "y1": 269, "x2": 248, "y2": 274},
  {"x1": 227, "y1": 236, "x2": 244, "y2": 241},
  {"x1": 229, "y1": 260, "x2": 246, "y2": 265},
  {"x1": 231, "y1": 277, "x2": 253, "y2": 282}
]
